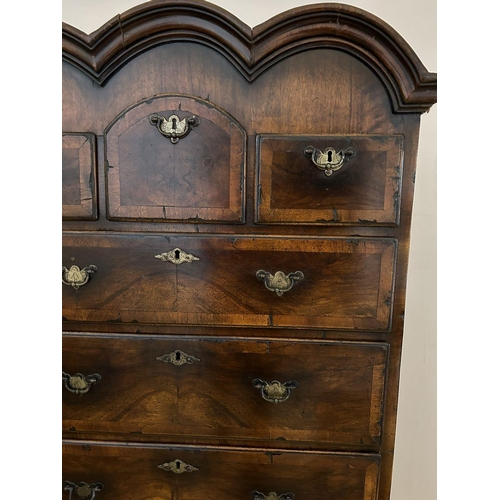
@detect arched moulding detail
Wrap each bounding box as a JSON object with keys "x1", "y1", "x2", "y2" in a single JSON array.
[{"x1": 62, "y1": 0, "x2": 436, "y2": 113}]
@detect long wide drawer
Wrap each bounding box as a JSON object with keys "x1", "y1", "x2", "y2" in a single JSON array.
[
  {"x1": 62, "y1": 234, "x2": 396, "y2": 331},
  {"x1": 63, "y1": 441, "x2": 381, "y2": 500},
  {"x1": 63, "y1": 335, "x2": 388, "y2": 447}
]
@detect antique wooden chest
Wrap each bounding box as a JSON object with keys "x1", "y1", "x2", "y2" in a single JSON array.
[{"x1": 62, "y1": 2, "x2": 437, "y2": 498}]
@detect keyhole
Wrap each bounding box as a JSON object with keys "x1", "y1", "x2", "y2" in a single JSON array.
[
  {"x1": 175, "y1": 351, "x2": 181, "y2": 361},
  {"x1": 175, "y1": 460, "x2": 181, "y2": 470},
  {"x1": 174, "y1": 249, "x2": 180, "y2": 260},
  {"x1": 172, "y1": 118, "x2": 177, "y2": 130},
  {"x1": 327, "y1": 150, "x2": 333, "y2": 162}
]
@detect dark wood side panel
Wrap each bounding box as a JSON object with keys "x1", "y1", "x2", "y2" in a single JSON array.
[
  {"x1": 105, "y1": 94, "x2": 246, "y2": 223},
  {"x1": 62, "y1": 441, "x2": 381, "y2": 500},
  {"x1": 256, "y1": 135, "x2": 403, "y2": 225},
  {"x1": 63, "y1": 335, "x2": 388, "y2": 447},
  {"x1": 62, "y1": 133, "x2": 98, "y2": 220},
  {"x1": 62, "y1": 234, "x2": 396, "y2": 331}
]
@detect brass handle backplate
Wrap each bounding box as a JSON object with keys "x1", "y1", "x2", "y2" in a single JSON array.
[
  {"x1": 62, "y1": 265, "x2": 97, "y2": 290},
  {"x1": 256, "y1": 270, "x2": 304, "y2": 296},
  {"x1": 304, "y1": 145, "x2": 356, "y2": 176},
  {"x1": 158, "y1": 459, "x2": 199, "y2": 474},
  {"x1": 252, "y1": 491, "x2": 295, "y2": 500},
  {"x1": 64, "y1": 481, "x2": 103, "y2": 500},
  {"x1": 155, "y1": 247, "x2": 199, "y2": 265},
  {"x1": 253, "y1": 379, "x2": 299, "y2": 404},
  {"x1": 157, "y1": 350, "x2": 200, "y2": 366},
  {"x1": 62, "y1": 372, "x2": 101, "y2": 395},
  {"x1": 149, "y1": 113, "x2": 200, "y2": 143}
]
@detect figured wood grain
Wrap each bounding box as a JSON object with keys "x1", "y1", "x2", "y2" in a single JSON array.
[
  {"x1": 63, "y1": 335, "x2": 388, "y2": 447},
  {"x1": 61, "y1": 4, "x2": 437, "y2": 500},
  {"x1": 62, "y1": 441, "x2": 381, "y2": 500},
  {"x1": 105, "y1": 94, "x2": 245, "y2": 222},
  {"x1": 62, "y1": 133, "x2": 97, "y2": 220},
  {"x1": 62, "y1": 234, "x2": 396, "y2": 331},
  {"x1": 257, "y1": 135, "x2": 403, "y2": 225}
]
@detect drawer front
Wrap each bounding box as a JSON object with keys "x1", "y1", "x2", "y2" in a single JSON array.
[
  {"x1": 256, "y1": 135, "x2": 403, "y2": 225},
  {"x1": 62, "y1": 234, "x2": 396, "y2": 331},
  {"x1": 63, "y1": 336, "x2": 388, "y2": 447},
  {"x1": 63, "y1": 441, "x2": 380, "y2": 500},
  {"x1": 105, "y1": 94, "x2": 246, "y2": 223},
  {"x1": 62, "y1": 133, "x2": 98, "y2": 220}
]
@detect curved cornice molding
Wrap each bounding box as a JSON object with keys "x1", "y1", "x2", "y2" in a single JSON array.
[{"x1": 62, "y1": 0, "x2": 437, "y2": 113}]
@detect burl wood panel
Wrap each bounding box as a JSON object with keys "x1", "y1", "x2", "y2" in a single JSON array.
[
  {"x1": 105, "y1": 94, "x2": 246, "y2": 222},
  {"x1": 63, "y1": 335, "x2": 388, "y2": 447},
  {"x1": 62, "y1": 441, "x2": 380, "y2": 500},
  {"x1": 62, "y1": 133, "x2": 97, "y2": 220},
  {"x1": 257, "y1": 135, "x2": 403, "y2": 225},
  {"x1": 62, "y1": 234, "x2": 396, "y2": 331}
]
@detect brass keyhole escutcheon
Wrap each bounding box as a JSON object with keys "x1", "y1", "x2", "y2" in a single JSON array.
[
  {"x1": 158, "y1": 459, "x2": 199, "y2": 474},
  {"x1": 149, "y1": 113, "x2": 200, "y2": 144},
  {"x1": 304, "y1": 145, "x2": 356, "y2": 176}
]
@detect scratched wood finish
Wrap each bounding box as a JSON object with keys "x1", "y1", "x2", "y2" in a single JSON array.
[
  {"x1": 62, "y1": 133, "x2": 97, "y2": 220},
  {"x1": 62, "y1": 234, "x2": 396, "y2": 331},
  {"x1": 105, "y1": 95, "x2": 246, "y2": 222},
  {"x1": 63, "y1": 335, "x2": 388, "y2": 447},
  {"x1": 256, "y1": 135, "x2": 403, "y2": 225},
  {"x1": 62, "y1": 441, "x2": 381, "y2": 500}
]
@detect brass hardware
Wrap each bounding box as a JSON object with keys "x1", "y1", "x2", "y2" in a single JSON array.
[
  {"x1": 155, "y1": 247, "x2": 200, "y2": 265},
  {"x1": 64, "y1": 481, "x2": 103, "y2": 500},
  {"x1": 62, "y1": 372, "x2": 101, "y2": 395},
  {"x1": 256, "y1": 270, "x2": 304, "y2": 296},
  {"x1": 62, "y1": 265, "x2": 97, "y2": 290},
  {"x1": 158, "y1": 459, "x2": 199, "y2": 474},
  {"x1": 149, "y1": 113, "x2": 200, "y2": 143},
  {"x1": 252, "y1": 492, "x2": 295, "y2": 500},
  {"x1": 253, "y1": 379, "x2": 299, "y2": 404},
  {"x1": 304, "y1": 145, "x2": 356, "y2": 176},
  {"x1": 157, "y1": 350, "x2": 200, "y2": 366}
]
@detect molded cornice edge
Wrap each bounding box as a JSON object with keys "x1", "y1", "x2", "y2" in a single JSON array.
[{"x1": 62, "y1": 0, "x2": 437, "y2": 113}]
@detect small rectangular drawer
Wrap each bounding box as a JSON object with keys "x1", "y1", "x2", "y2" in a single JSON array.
[
  {"x1": 62, "y1": 133, "x2": 98, "y2": 220},
  {"x1": 62, "y1": 234, "x2": 396, "y2": 331},
  {"x1": 62, "y1": 441, "x2": 381, "y2": 500},
  {"x1": 63, "y1": 335, "x2": 388, "y2": 447},
  {"x1": 256, "y1": 134, "x2": 403, "y2": 225}
]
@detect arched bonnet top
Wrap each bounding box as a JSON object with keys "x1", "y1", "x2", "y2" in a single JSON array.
[{"x1": 62, "y1": 0, "x2": 437, "y2": 113}]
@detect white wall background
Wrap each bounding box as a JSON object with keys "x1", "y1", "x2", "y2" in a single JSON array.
[{"x1": 62, "y1": 2, "x2": 437, "y2": 499}]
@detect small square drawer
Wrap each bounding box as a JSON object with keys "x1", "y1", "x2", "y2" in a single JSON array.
[
  {"x1": 256, "y1": 134, "x2": 403, "y2": 226},
  {"x1": 63, "y1": 441, "x2": 381, "y2": 500},
  {"x1": 62, "y1": 133, "x2": 98, "y2": 220}
]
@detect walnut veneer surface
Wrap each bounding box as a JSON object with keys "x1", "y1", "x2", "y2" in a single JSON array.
[{"x1": 62, "y1": 2, "x2": 436, "y2": 499}]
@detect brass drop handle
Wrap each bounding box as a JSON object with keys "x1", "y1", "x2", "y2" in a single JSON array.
[
  {"x1": 62, "y1": 265, "x2": 97, "y2": 290},
  {"x1": 62, "y1": 372, "x2": 101, "y2": 395},
  {"x1": 158, "y1": 459, "x2": 199, "y2": 474},
  {"x1": 304, "y1": 145, "x2": 356, "y2": 176},
  {"x1": 256, "y1": 270, "x2": 304, "y2": 296},
  {"x1": 252, "y1": 491, "x2": 295, "y2": 500},
  {"x1": 253, "y1": 379, "x2": 299, "y2": 404},
  {"x1": 64, "y1": 481, "x2": 103, "y2": 500},
  {"x1": 149, "y1": 113, "x2": 200, "y2": 144}
]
